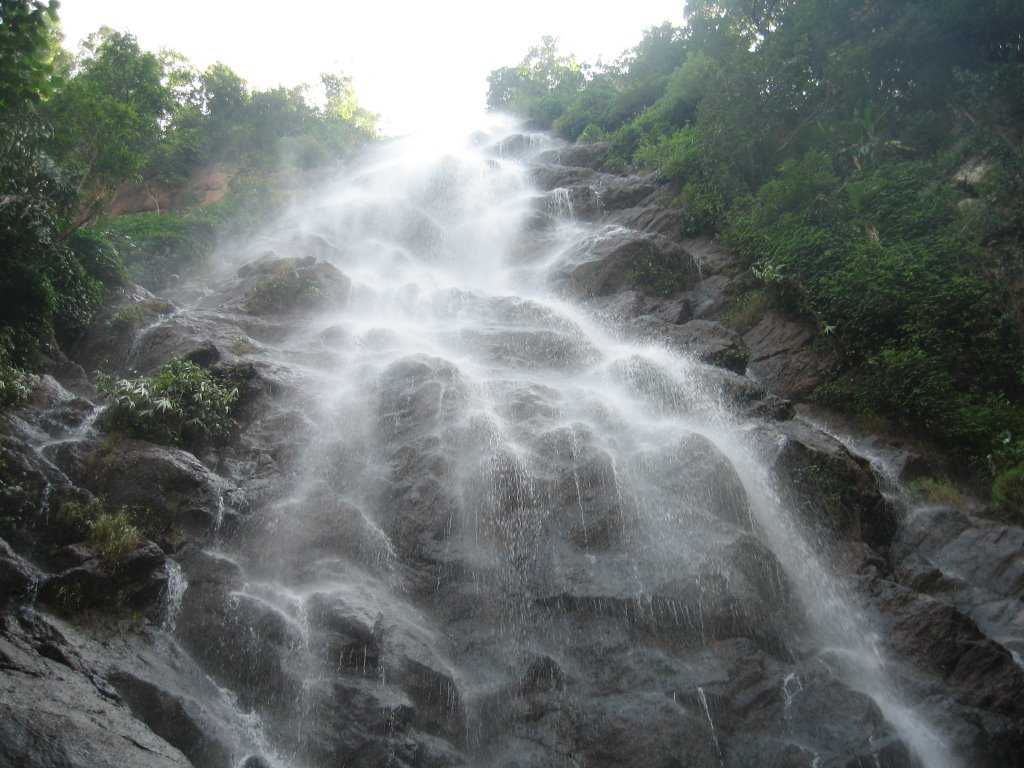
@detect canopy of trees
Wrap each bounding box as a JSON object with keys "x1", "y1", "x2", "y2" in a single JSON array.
[{"x1": 489, "y1": 1, "x2": 1024, "y2": 482}]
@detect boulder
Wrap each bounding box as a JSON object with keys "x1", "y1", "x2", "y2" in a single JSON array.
[
  {"x1": 201, "y1": 255, "x2": 352, "y2": 317},
  {"x1": 38, "y1": 540, "x2": 167, "y2": 613},
  {"x1": 866, "y1": 578, "x2": 1024, "y2": 719},
  {"x1": 72, "y1": 284, "x2": 176, "y2": 374},
  {"x1": 534, "y1": 141, "x2": 611, "y2": 169},
  {"x1": 0, "y1": 537, "x2": 41, "y2": 607},
  {"x1": 107, "y1": 670, "x2": 235, "y2": 768},
  {"x1": 631, "y1": 431, "x2": 752, "y2": 531},
  {"x1": 743, "y1": 312, "x2": 837, "y2": 399},
  {"x1": 0, "y1": 611, "x2": 191, "y2": 768},
  {"x1": 632, "y1": 317, "x2": 749, "y2": 373},
  {"x1": 754, "y1": 421, "x2": 895, "y2": 549},
  {"x1": 565, "y1": 230, "x2": 697, "y2": 299},
  {"x1": 47, "y1": 438, "x2": 228, "y2": 536}
]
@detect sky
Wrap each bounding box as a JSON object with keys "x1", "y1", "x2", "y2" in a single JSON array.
[{"x1": 57, "y1": 0, "x2": 684, "y2": 135}]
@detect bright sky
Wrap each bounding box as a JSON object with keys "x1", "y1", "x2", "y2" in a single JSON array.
[{"x1": 57, "y1": 0, "x2": 684, "y2": 135}]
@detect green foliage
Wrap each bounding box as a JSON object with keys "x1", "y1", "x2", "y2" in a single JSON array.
[
  {"x1": 909, "y1": 477, "x2": 966, "y2": 508},
  {"x1": 992, "y1": 465, "x2": 1024, "y2": 521},
  {"x1": 0, "y1": 7, "x2": 377, "y2": 408},
  {"x1": 55, "y1": 496, "x2": 163, "y2": 562},
  {"x1": 0, "y1": 0, "x2": 60, "y2": 110},
  {"x1": 627, "y1": 248, "x2": 691, "y2": 297},
  {"x1": 45, "y1": 29, "x2": 171, "y2": 230},
  {"x1": 721, "y1": 290, "x2": 769, "y2": 333},
  {"x1": 93, "y1": 173, "x2": 284, "y2": 289},
  {"x1": 0, "y1": 111, "x2": 117, "y2": 358},
  {"x1": 87, "y1": 509, "x2": 141, "y2": 563},
  {"x1": 243, "y1": 269, "x2": 323, "y2": 314},
  {"x1": 0, "y1": 330, "x2": 32, "y2": 408},
  {"x1": 98, "y1": 358, "x2": 238, "y2": 447},
  {"x1": 108, "y1": 298, "x2": 173, "y2": 331}
]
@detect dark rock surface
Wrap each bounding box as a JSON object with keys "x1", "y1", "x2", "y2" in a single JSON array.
[{"x1": 0, "y1": 610, "x2": 190, "y2": 768}]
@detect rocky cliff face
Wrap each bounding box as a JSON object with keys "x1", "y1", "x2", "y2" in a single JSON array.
[{"x1": 1, "y1": 126, "x2": 1021, "y2": 768}]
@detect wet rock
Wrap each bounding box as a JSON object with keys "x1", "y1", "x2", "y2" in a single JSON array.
[
  {"x1": 126, "y1": 311, "x2": 243, "y2": 374},
  {"x1": 537, "y1": 426, "x2": 628, "y2": 550},
  {"x1": 489, "y1": 133, "x2": 546, "y2": 159},
  {"x1": 891, "y1": 505, "x2": 1024, "y2": 657},
  {"x1": 519, "y1": 655, "x2": 565, "y2": 695},
  {"x1": 72, "y1": 284, "x2": 176, "y2": 374},
  {"x1": 573, "y1": 693, "x2": 722, "y2": 768},
  {"x1": 107, "y1": 670, "x2": 234, "y2": 768},
  {"x1": 378, "y1": 355, "x2": 468, "y2": 442},
  {"x1": 743, "y1": 312, "x2": 837, "y2": 399},
  {"x1": 534, "y1": 141, "x2": 610, "y2": 169},
  {"x1": 179, "y1": 585, "x2": 305, "y2": 712},
  {"x1": 48, "y1": 438, "x2": 228, "y2": 536},
  {"x1": 455, "y1": 327, "x2": 599, "y2": 371},
  {"x1": 206, "y1": 255, "x2": 352, "y2": 317},
  {"x1": 0, "y1": 537, "x2": 41, "y2": 607},
  {"x1": 10, "y1": 375, "x2": 95, "y2": 439},
  {"x1": 681, "y1": 237, "x2": 742, "y2": 277},
  {"x1": 38, "y1": 540, "x2": 167, "y2": 613},
  {"x1": 0, "y1": 610, "x2": 191, "y2": 768},
  {"x1": 632, "y1": 317, "x2": 749, "y2": 373},
  {"x1": 564, "y1": 230, "x2": 697, "y2": 299},
  {"x1": 593, "y1": 172, "x2": 661, "y2": 211},
  {"x1": 755, "y1": 421, "x2": 895, "y2": 549},
  {"x1": 866, "y1": 578, "x2": 1024, "y2": 720},
  {"x1": 243, "y1": 488, "x2": 394, "y2": 579},
  {"x1": 529, "y1": 163, "x2": 597, "y2": 191},
  {"x1": 0, "y1": 434, "x2": 54, "y2": 528},
  {"x1": 632, "y1": 431, "x2": 751, "y2": 530},
  {"x1": 608, "y1": 198, "x2": 687, "y2": 241}
]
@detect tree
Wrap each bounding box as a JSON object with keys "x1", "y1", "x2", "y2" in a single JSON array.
[{"x1": 45, "y1": 29, "x2": 171, "y2": 233}]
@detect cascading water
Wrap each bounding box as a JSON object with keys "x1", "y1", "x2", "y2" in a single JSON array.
[{"x1": 150, "y1": 115, "x2": 959, "y2": 767}]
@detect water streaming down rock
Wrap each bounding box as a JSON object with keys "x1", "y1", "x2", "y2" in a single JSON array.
[
  {"x1": 4, "y1": 116, "x2": 1023, "y2": 768},
  {"x1": 159, "y1": 116, "x2": 939, "y2": 767}
]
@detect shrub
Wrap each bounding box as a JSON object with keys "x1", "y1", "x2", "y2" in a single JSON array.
[
  {"x1": 243, "y1": 271, "x2": 323, "y2": 314},
  {"x1": 108, "y1": 298, "x2": 174, "y2": 332},
  {"x1": 721, "y1": 290, "x2": 770, "y2": 332},
  {"x1": 53, "y1": 498, "x2": 106, "y2": 542},
  {"x1": 909, "y1": 477, "x2": 965, "y2": 508},
  {"x1": 0, "y1": 331, "x2": 32, "y2": 409},
  {"x1": 87, "y1": 510, "x2": 142, "y2": 563},
  {"x1": 992, "y1": 465, "x2": 1024, "y2": 521},
  {"x1": 98, "y1": 358, "x2": 239, "y2": 447}
]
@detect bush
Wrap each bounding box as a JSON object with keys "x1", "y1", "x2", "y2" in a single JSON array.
[{"x1": 98, "y1": 358, "x2": 239, "y2": 447}]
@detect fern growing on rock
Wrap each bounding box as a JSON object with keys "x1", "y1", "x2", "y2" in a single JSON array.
[{"x1": 97, "y1": 358, "x2": 238, "y2": 447}]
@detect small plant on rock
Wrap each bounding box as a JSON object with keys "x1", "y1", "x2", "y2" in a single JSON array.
[
  {"x1": 87, "y1": 510, "x2": 142, "y2": 563},
  {"x1": 992, "y1": 465, "x2": 1024, "y2": 524},
  {"x1": 909, "y1": 477, "x2": 965, "y2": 508},
  {"x1": 98, "y1": 358, "x2": 239, "y2": 447}
]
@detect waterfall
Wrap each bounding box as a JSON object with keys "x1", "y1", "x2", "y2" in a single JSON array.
[{"x1": 143, "y1": 115, "x2": 960, "y2": 767}]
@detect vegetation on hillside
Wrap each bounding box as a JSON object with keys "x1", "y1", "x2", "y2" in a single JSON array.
[
  {"x1": 489, "y1": 1, "x2": 1024, "y2": 495},
  {"x1": 0, "y1": 0, "x2": 376, "y2": 387}
]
